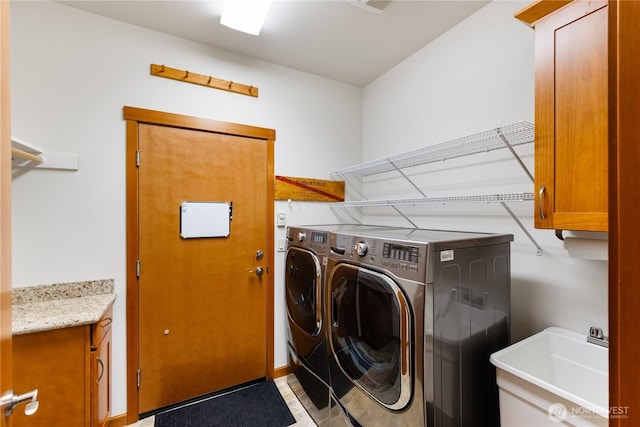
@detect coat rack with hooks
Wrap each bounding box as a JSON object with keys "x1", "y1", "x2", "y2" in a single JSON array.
[
  {"x1": 11, "y1": 137, "x2": 79, "y2": 171},
  {"x1": 150, "y1": 64, "x2": 259, "y2": 98}
]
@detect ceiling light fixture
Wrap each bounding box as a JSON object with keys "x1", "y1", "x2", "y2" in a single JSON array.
[
  {"x1": 220, "y1": 0, "x2": 273, "y2": 36},
  {"x1": 346, "y1": 0, "x2": 392, "y2": 13}
]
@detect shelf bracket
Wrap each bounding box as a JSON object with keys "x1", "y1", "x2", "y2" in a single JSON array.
[
  {"x1": 500, "y1": 202, "x2": 542, "y2": 255},
  {"x1": 329, "y1": 203, "x2": 363, "y2": 225},
  {"x1": 334, "y1": 173, "x2": 368, "y2": 201},
  {"x1": 389, "y1": 160, "x2": 427, "y2": 197},
  {"x1": 498, "y1": 131, "x2": 534, "y2": 183},
  {"x1": 11, "y1": 137, "x2": 79, "y2": 171},
  {"x1": 391, "y1": 205, "x2": 419, "y2": 228}
]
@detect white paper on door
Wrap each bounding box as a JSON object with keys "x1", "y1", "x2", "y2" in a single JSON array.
[{"x1": 179, "y1": 201, "x2": 231, "y2": 239}]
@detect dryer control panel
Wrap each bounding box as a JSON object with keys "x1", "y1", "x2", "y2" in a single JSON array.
[{"x1": 330, "y1": 233, "x2": 427, "y2": 282}]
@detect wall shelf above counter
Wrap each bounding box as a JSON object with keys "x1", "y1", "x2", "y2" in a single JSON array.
[
  {"x1": 11, "y1": 136, "x2": 79, "y2": 171},
  {"x1": 330, "y1": 121, "x2": 542, "y2": 254}
]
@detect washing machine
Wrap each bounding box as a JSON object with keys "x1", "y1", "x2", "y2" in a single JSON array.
[
  {"x1": 285, "y1": 224, "x2": 398, "y2": 426},
  {"x1": 326, "y1": 228, "x2": 513, "y2": 426}
]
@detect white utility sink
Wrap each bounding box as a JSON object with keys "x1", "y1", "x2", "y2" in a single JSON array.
[{"x1": 490, "y1": 327, "x2": 608, "y2": 426}]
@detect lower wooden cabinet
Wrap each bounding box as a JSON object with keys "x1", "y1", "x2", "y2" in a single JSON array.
[{"x1": 12, "y1": 307, "x2": 112, "y2": 427}]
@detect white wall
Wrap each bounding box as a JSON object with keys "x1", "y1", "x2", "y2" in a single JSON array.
[
  {"x1": 361, "y1": 0, "x2": 608, "y2": 342},
  {"x1": 10, "y1": 1, "x2": 361, "y2": 417}
]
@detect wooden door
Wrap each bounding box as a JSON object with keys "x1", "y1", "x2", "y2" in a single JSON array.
[
  {"x1": 124, "y1": 107, "x2": 275, "y2": 416},
  {"x1": 0, "y1": 2, "x2": 12, "y2": 426}
]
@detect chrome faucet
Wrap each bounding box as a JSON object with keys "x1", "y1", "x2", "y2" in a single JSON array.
[{"x1": 587, "y1": 326, "x2": 609, "y2": 348}]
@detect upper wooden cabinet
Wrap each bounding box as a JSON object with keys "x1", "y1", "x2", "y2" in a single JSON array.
[{"x1": 516, "y1": 0, "x2": 608, "y2": 231}]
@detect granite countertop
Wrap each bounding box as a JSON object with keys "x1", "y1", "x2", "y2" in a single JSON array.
[{"x1": 12, "y1": 279, "x2": 116, "y2": 335}]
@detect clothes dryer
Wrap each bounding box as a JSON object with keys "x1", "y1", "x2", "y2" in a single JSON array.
[
  {"x1": 326, "y1": 228, "x2": 513, "y2": 426},
  {"x1": 285, "y1": 224, "x2": 398, "y2": 426}
]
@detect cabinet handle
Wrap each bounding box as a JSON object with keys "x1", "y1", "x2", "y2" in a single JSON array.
[
  {"x1": 0, "y1": 389, "x2": 39, "y2": 417},
  {"x1": 96, "y1": 357, "x2": 105, "y2": 384},
  {"x1": 538, "y1": 185, "x2": 546, "y2": 220}
]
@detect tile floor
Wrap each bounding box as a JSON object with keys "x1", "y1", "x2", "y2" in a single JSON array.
[{"x1": 126, "y1": 377, "x2": 317, "y2": 427}]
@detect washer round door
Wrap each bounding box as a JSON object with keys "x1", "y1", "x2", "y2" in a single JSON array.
[
  {"x1": 329, "y1": 263, "x2": 412, "y2": 411},
  {"x1": 286, "y1": 247, "x2": 323, "y2": 337}
]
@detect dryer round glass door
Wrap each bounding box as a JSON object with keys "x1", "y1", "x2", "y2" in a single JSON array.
[
  {"x1": 286, "y1": 247, "x2": 323, "y2": 337},
  {"x1": 329, "y1": 263, "x2": 412, "y2": 411}
]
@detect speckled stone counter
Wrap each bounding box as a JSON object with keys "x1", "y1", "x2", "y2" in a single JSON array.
[{"x1": 12, "y1": 279, "x2": 116, "y2": 335}]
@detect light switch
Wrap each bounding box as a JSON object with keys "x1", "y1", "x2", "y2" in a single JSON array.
[
  {"x1": 277, "y1": 238, "x2": 286, "y2": 252},
  {"x1": 277, "y1": 212, "x2": 286, "y2": 227}
]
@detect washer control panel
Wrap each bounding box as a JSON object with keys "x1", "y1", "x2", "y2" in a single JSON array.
[
  {"x1": 311, "y1": 231, "x2": 328, "y2": 244},
  {"x1": 383, "y1": 243, "x2": 419, "y2": 263}
]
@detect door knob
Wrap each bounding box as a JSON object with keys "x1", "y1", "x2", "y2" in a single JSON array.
[
  {"x1": 0, "y1": 389, "x2": 39, "y2": 417},
  {"x1": 249, "y1": 267, "x2": 264, "y2": 277}
]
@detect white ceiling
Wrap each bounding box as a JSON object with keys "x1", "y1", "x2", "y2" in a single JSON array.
[{"x1": 57, "y1": 0, "x2": 489, "y2": 87}]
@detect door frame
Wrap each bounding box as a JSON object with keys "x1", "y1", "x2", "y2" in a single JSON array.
[
  {"x1": 123, "y1": 106, "x2": 275, "y2": 424},
  {"x1": 608, "y1": 0, "x2": 640, "y2": 421},
  {"x1": 0, "y1": 4, "x2": 12, "y2": 425}
]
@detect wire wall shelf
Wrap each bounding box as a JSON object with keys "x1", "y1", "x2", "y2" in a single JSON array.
[
  {"x1": 336, "y1": 192, "x2": 535, "y2": 208},
  {"x1": 330, "y1": 121, "x2": 542, "y2": 255},
  {"x1": 331, "y1": 121, "x2": 534, "y2": 178}
]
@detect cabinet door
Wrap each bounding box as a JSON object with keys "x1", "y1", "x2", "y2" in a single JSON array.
[
  {"x1": 91, "y1": 327, "x2": 111, "y2": 427},
  {"x1": 533, "y1": 0, "x2": 608, "y2": 231},
  {"x1": 12, "y1": 327, "x2": 89, "y2": 427}
]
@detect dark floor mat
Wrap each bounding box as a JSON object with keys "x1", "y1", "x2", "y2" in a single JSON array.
[{"x1": 154, "y1": 380, "x2": 296, "y2": 427}]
